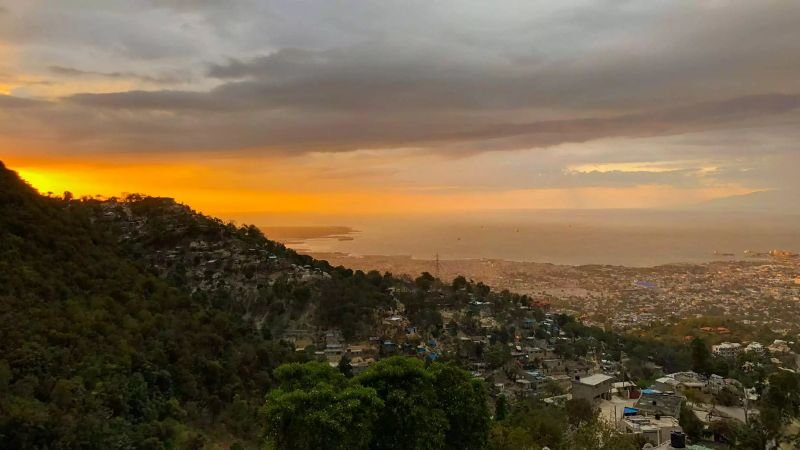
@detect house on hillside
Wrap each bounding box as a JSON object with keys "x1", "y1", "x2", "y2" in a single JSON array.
[
  {"x1": 620, "y1": 414, "x2": 682, "y2": 447},
  {"x1": 654, "y1": 372, "x2": 705, "y2": 394},
  {"x1": 635, "y1": 390, "x2": 684, "y2": 419},
  {"x1": 571, "y1": 373, "x2": 614, "y2": 402},
  {"x1": 613, "y1": 381, "x2": 639, "y2": 399}
]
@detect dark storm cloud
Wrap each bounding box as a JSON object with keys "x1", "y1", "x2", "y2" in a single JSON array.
[
  {"x1": 450, "y1": 95, "x2": 800, "y2": 151},
  {"x1": 5, "y1": 92, "x2": 795, "y2": 155},
  {"x1": 2, "y1": 0, "x2": 800, "y2": 164},
  {"x1": 201, "y1": 4, "x2": 800, "y2": 113}
]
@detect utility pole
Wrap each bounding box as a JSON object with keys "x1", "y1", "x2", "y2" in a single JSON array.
[{"x1": 435, "y1": 251, "x2": 440, "y2": 280}]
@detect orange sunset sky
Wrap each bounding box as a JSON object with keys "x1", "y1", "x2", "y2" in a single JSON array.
[{"x1": 1, "y1": 1, "x2": 799, "y2": 220}]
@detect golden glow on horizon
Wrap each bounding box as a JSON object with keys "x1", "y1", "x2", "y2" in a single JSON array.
[{"x1": 8, "y1": 156, "x2": 757, "y2": 220}]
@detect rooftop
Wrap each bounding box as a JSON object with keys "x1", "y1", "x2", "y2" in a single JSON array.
[
  {"x1": 635, "y1": 391, "x2": 684, "y2": 418},
  {"x1": 578, "y1": 373, "x2": 614, "y2": 386}
]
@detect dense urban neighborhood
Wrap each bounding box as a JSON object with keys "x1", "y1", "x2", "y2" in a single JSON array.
[{"x1": 315, "y1": 253, "x2": 800, "y2": 334}]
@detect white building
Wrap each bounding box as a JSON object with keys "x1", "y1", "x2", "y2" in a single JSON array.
[
  {"x1": 620, "y1": 416, "x2": 682, "y2": 447},
  {"x1": 712, "y1": 342, "x2": 742, "y2": 359},
  {"x1": 744, "y1": 342, "x2": 765, "y2": 356}
]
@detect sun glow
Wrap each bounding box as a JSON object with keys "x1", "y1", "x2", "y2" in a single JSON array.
[{"x1": 7, "y1": 155, "x2": 757, "y2": 221}]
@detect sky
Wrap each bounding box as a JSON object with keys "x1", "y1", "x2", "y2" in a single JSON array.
[{"x1": 1, "y1": 0, "x2": 799, "y2": 218}]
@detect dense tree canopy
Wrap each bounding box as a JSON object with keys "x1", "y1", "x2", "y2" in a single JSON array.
[
  {"x1": 262, "y1": 363, "x2": 383, "y2": 450},
  {"x1": 262, "y1": 358, "x2": 490, "y2": 450},
  {"x1": 0, "y1": 163, "x2": 306, "y2": 447},
  {"x1": 489, "y1": 400, "x2": 639, "y2": 450}
]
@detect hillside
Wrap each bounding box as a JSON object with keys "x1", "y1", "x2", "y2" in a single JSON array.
[
  {"x1": 0, "y1": 161, "x2": 416, "y2": 447},
  {"x1": 4, "y1": 161, "x2": 800, "y2": 449},
  {"x1": 56, "y1": 189, "x2": 400, "y2": 341},
  {"x1": 0, "y1": 161, "x2": 581, "y2": 448},
  {"x1": 0, "y1": 161, "x2": 320, "y2": 448}
]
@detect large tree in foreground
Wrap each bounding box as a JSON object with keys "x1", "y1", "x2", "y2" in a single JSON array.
[
  {"x1": 428, "y1": 362, "x2": 491, "y2": 450},
  {"x1": 262, "y1": 363, "x2": 383, "y2": 450},
  {"x1": 263, "y1": 358, "x2": 491, "y2": 450},
  {"x1": 355, "y1": 357, "x2": 449, "y2": 450}
]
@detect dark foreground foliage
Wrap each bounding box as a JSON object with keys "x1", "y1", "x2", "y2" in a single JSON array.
[{"x1": 0, "y1": 162, "x2": 306, "y2": 448}]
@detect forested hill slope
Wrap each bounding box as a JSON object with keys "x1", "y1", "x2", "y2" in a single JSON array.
[
  {"x1": 0, "y1": 161, "x2": 697, "y2": 450},
  {"x1": 0, "y1": 161, "x2": 322, "y2": 448}
]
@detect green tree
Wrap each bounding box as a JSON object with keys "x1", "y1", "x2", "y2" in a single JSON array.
[
  {"x1": 429, "y1": 362, "x2": 490, "y2": 450},
  {"x1": 486, "y1": 343, "x2": 512, "y2": 369},
  {"x1": 679, "y1": 402, "x2": 704, "y2": 442},
  {"x1": 489, "y1": 423, "x2": 538, "y2": 450},
  {"x1": 355, "y1": 357, "x2": 448, "y2": 450},
  {"x1": 338, "y1": 353, "x2": 354, "y2": 378},
  {"x1": 262, "y1": 383, "x2": 383, "y2": 450},
  {"x1": 761, "y1": 371, "x2": 800, "y2": 420},
  {"x1": 745, "y1": 370, "x2": 800, "y2": 447},
  {"x1": 540, "y1": 380, "x2": 566, "y2": 397},
  {"x1": 565, "y1": 398, "x2": 596, "y2": 427},
  {"x1": 415, "y1": 272, "x2": 436, "y2": 292},
  {"x1": 690, "y1": 337, "x2": 711, "y2": 377},
  {"x1": 709, "y1": 419, "x2": 737, "y2": 444},
  {"x1": 715, "y1": 386, "x2": 741, "y2": 406},
  {"x1": 272, "y1": 362, "x2": 347, "y2": 392},
  {"x1": 734, "y1": 416, "x2": 771, "y2": 450},
  {"x1": 452, "y1": 275, "x2": 468, "y2": 291},
  {"x1": 494, "y1": 395, "x2": 509, "y2": 421},
  {"x1": 0, "y1": 360, "x2": 10, "y2": 393},
  {"x1": 504, "y1": 404, "x2": 568, "y2": 449},
  {"x1": 567, "y1": 419, "x2": 639, "y2": 450}
]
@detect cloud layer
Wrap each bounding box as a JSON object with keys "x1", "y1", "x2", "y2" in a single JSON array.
[{"x1": 1, "y1": 0, "x2": 799, "y2": 204}]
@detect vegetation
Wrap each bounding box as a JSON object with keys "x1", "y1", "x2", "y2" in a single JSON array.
[
  {"x1": 679, "y1": 402, "x2": 704, "y2": 442},
  {"x1": 0, "y1": 161, "x2": 533, "y2": 448},
  {"x1": 263, "y1": 358, "x2": 489, "y2": 450},
  {"x1": 642, "y1": 317, "x2": 781, "y2": 346},
  {"x1": 0, "y1": 162, "x2": 306, "y2": 447},
  {"x1": 488, "y1": 399, "x2": 640, "y2": 450},
  {"x1": 262, "y1": 363, "x2": 383, "y2": 450},
  {"x1": 4, "y1": 160, "x2": 798, "y2": 450}
]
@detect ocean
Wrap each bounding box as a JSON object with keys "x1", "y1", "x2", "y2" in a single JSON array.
[{"x1": 238, "y1": 209, "x2": 800, "y2": 267}]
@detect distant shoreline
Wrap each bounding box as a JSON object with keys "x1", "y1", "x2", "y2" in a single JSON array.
[
  {"x1": 307, "y1": 251, "x2": 792, "y2": 272},
  {"x1": 255, "y1": 211, "x2": 800, "y2": 267},
  {"x1": 259, "y1": 225, "x2": 357, "y2": 244}
]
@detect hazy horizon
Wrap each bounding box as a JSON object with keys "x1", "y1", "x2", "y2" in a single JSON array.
[{"x1": 245, "y1": 209, "x2": 800, "y2": 267}]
